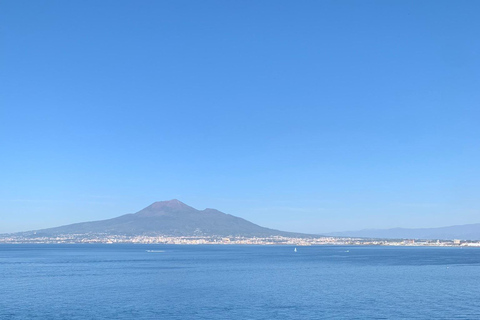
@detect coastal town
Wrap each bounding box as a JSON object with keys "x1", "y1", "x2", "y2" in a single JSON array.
[{"x1": 1, "y1": 234, "x2": 480, "y2": 247}]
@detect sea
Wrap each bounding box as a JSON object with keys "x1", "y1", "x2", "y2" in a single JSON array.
[{"x1": 1, "y1": 244, "x2": 480, "y2": 320}]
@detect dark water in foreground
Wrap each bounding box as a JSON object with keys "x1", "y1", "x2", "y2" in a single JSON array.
[{"x1": 1, "y1": 245, "x2": 480, "y2": 319}]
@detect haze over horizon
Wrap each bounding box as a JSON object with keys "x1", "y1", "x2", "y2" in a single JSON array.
[{"x1": 1, "y1": 1, "x2": 479, "y2": 234}]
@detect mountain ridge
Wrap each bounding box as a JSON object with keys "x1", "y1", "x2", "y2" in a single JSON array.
[
  {"x1": 326, "y1": 223, "x2": 480, "y2": 240},
  {"x1": 14, "y1": 200, "x2": 310, "y2": 238}
]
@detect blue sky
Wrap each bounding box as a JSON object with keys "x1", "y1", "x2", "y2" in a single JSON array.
[{"x1": 1, "y1": 0, "x2": 479, "y2": 234}]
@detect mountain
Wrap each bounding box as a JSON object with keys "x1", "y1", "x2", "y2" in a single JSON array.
[
  {"x1": 327, "y1": 223, "x2": 480, "y2": 240},
  {"x1": 18, "y1": 199, "x2": 307, "y2": 238}
]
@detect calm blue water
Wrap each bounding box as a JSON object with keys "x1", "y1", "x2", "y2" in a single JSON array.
[{"x1": 1, "y1": 245, "x2": 480, "y2": 319}]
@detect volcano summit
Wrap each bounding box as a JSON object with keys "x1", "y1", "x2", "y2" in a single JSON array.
[{"x1": 19, "y1": 200, "x2": 305, "y2": 238}]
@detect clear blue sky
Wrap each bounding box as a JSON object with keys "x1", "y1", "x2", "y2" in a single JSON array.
[{"x1": 1, "y1": 0, "x2": 479, "y2": 234}]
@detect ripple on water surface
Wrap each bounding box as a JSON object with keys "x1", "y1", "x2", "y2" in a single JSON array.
[{"x1": 1, "y1": 244, "x2": 480, "y2": 319}]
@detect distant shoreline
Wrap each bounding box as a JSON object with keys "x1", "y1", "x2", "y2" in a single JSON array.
[{"x1": 1, "y1": 235, "x2": 480, "y2": 247}]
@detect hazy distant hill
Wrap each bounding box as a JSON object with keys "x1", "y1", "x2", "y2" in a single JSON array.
[
  {"x1": 18, "y1": 200, "x2": 307, "y2": 238},
  {"x1": 327, "y1": 223, "x2": 480, "y2": 240}
]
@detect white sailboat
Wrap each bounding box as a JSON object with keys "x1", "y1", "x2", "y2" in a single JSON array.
[{"x1": 294, "y1": 247, "x2": 297, "y2": 252}]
